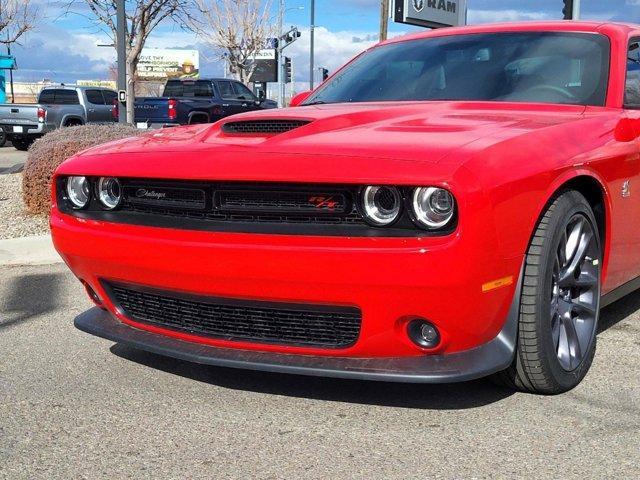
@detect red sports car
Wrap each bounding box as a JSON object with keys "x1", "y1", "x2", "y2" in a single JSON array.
[{"x1": 52, "y1": 21, "x2": 640, "y2": 394}]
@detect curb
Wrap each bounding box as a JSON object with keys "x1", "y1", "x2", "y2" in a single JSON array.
[{"x1": 0, "y1": 235, "x2": 63, "y2": 267}]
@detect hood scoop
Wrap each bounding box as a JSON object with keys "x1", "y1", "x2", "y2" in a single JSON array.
[{"x1": 221, "y1": 119, "x2": 311, "y2": 136}]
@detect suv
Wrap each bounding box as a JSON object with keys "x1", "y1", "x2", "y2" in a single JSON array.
[
  {"x1": 0, "y1": 85, "x2": 117, "y2": 150},
  {"x1": 134, "y1": 78, "x2": 277, "y2": 128}
]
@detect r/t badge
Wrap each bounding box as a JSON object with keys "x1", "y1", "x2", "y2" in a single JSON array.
[{"x1": 622, "y1": 180, "x2": 631, "y2": 198}]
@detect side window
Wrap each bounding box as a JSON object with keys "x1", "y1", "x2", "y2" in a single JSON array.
[
  {"x1": 626, "y1": 41, "x2": 640, "y2": 107},
  {"x1": 217, "y1": 81, "x2": 236, "y2": 100},
  {"x1": 194, "y1": 81, "x2": 214, "y2": 97},
  {"x1": 103, "y1": 90, "x2": 117, "y2": 105},
  {"x1": 38, "y1": 90, "x2": 55, "y2": 104},
  {"x1": 232, "y1": 82, "x2": 255, "y2": 100},
  {"x1": 163, "y1": 81, "x2": 184, "y2": 97},
  {"x1": 53, "y1": 90, "x2": 81, "y2": 105},
  {"x1": 86, "y1": 90, "x2": 105, "y2": 105}
]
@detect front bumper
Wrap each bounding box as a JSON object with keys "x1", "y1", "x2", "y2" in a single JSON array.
[
  {"x1": 52, "y1": 208, "x2": 521, "y2": 357},
  {"x1": 76, "y1": 305, "x2": 517, "y2": 383}
]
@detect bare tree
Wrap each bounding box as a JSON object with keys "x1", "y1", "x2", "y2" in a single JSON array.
[
  {"x1": 194, "y1": 0, "x2": 274, "y2": 84},
  {"x1": 73, "y1": 0, "x2": 194, "y2": 122},
  {"x1": 0, "y1": 0, "x2": 39, "y2": 46}
]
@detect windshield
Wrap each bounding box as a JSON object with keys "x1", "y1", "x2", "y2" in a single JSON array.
[{"x1": 305, "y1": 32, "x2": 610, "y2": 107}]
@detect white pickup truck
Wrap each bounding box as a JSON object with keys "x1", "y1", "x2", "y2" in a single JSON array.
[{"x1": 0, "y1": 85, "x2": 117, "y2": 151}]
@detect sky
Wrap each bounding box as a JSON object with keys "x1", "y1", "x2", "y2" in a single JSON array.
[{"x1": 8, "y1": 0, "x2": 640, "y2": 87}]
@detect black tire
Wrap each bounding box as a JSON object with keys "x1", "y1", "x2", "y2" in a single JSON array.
[
  {"x1": 493, "y1": 191, "x2": 602, "y2": 394},
  {"x1": 0, "y1": 129, "x2": 6, "y2": 148},
  {"x1": 12, "y1": 138, "x2": 33, "y2": 151}
]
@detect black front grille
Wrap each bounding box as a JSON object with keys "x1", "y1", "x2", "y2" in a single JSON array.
[
  {"x1": 221, "y1": 119, "x2": 310, "y2": 135},
  {"x1": 105, "y1": 282, "x2": 361, "y2": 349},
  {"x1": 117, "y1": 181, "x2": 366, "y2": 226}
]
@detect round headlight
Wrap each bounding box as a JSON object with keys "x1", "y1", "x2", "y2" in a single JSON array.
[
  {"x1": 361, "y1": 186, "x2": 402, "y2": 226},
  {"x1": 411, "y1": 187, "x2": 455, "y2": 229},
  {"x1": 66, "y1": 176, "x2": 91, "y2": 209},
  {"x1": 97, "y1": 177, "x2": 122, "y2": 210}
]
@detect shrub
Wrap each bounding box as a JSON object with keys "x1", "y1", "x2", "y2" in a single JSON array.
[{"x1": 22, "y1": 124, "x2": 141, "y2": 215}]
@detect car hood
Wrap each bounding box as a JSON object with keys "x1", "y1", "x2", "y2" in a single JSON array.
[{"x1": 61, "y1": 101, "x2": 589, "y2": 184}]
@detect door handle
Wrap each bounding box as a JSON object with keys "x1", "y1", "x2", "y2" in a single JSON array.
[
  {"x1": 222, "y1": 104, "x2": 230, "y2": 107},
  {"x1": 88, "y1": 109, "x2": 96, "y2": 112}
]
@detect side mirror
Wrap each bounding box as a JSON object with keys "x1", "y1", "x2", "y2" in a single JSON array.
[{"x1": 290, "y1": 90, "x2": 313, "y2": 107}]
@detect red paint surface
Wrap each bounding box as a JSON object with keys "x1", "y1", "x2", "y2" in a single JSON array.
[{"x1": 52, "y1": 22, "x2": 640, "y2": 358}]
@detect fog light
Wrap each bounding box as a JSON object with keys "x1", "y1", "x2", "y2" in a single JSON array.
[{"x1": 407, "y1": 319, "x2": 441, "y2": 349}]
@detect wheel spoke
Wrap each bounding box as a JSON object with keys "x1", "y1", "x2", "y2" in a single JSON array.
[
  {"x1": 558, "y1": 229, "x2": 593, "y2": 288},
  {"x1": 572, "y1": 299, "x2": 597, "y2": 318},
  {"x1": 551, "y1": 312, "x2": 561, "y2": 350},
  {"x1": 561, "y1": 314, "x2": 582, "y2": 370}
]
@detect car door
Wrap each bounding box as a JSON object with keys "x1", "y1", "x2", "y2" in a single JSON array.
[
  {"x1": 102, "y1": 90, "x2": 118, "y2": 122},
  {"x1": 216, "y1": 80, "x2": 246, "y2": 116},
  {"x1": 614, "y1": 37, "x2": 640, "y2": 282},
  {"x1": 231, "y1": 82, "x2": 260, "y2": 112},
  {"x1": 84, "y1": 89, "x2": 110, "y2": 123}
]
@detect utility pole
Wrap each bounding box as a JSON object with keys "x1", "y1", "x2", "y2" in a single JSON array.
[
  {"x1": 277, "y1": 0, "x2": 284, "y2": 107},
  {"x1": 379, "y1": 0, "x2": 389, "y2": 42},
  {"x1": 310, "y1": 0, "x2": 315, "y2": 90},
  {"x1": 116, "y1": 0, "x2": 127, "y2": 123}
]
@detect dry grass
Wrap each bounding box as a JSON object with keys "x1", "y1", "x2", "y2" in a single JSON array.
[{"x1": 22, "y1": 124, "x2": 141, "y2": 215}]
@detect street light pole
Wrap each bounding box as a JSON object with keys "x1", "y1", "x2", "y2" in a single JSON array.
[
  {"x1": 573, "y1": 0, "x2": 581, "y2": 20},
  {"x1": 116, "y1": 0, "x2": 127, "y2": 123},
  {"x1": 310, "y1": 0, "x2": 315, "y2": 90}
]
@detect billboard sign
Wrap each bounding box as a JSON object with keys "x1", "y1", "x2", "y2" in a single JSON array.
[
  {"x1": 138, "y1": 48, "x2": 200, "y2": 80},
  {"x1": 394, "y1": 0, "x2": 467, "y2": 29},
  {"x1": 249, "y1": 49, "x2": 278, "y2": 83},
  {"x1": 77, "y1": 80, "x2": 117, "y2": 89}
]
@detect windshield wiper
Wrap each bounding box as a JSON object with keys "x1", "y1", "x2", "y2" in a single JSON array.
[{"x1": 303, "y1": 100, "x2": 328, "y2": 105}]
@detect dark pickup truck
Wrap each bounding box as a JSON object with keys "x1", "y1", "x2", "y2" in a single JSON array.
[{"x1": 134, "y1": 78, "x2": 277, "y2": 128}]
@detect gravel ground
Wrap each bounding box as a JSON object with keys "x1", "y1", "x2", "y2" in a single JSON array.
[
  {"x1": 0, "y1": 174, "x2": 49, "y2": 239},
  {"x1": 1, "y1": 264, "x2": 639, "y2": 479}
]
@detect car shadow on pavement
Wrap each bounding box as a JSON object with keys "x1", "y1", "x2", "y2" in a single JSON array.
[
  {"x1": 0, "y1": 271, "x2": 63, "y2": 330},
  {"x1": 108, "y1": 290, "x2": 640, "y2": 409},
  {"x1": 110, "y1": 344, "x2": 515, "y2": 409},
  {"x1": 598, "y1": 291, "x2": 640, "y2": 333}
]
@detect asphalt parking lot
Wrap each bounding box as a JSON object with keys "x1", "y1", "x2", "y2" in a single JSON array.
[
  {"x1": 1, "y1": 264, "x2": 639, "y2": 479},
  {"x1": 0, "y1": 146, "x2": 27, "y2": 173}
]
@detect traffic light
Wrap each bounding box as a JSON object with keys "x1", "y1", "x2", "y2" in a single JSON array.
[
  {"x1": 285, "y1": 57, "x2": 292, "y2": 83},
  {"x1": 563, "y1": 0, "x2": 574, "y2": 19},
  {"x1": 321, "y1": 68, "x2": 329, "y2": 81}
]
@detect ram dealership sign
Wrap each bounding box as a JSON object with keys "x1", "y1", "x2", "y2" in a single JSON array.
[{"x1": 394, "y1": 0, "x2": 467, "y2": 28}]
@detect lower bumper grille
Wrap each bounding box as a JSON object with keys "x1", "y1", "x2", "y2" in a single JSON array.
[{"x1": 104, "y1": 282, "x2": 361, "y2": 349}]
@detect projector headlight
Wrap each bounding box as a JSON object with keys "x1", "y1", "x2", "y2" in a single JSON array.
[
  {"x1": 411, "y1": 187, "x2": 455, "y2": 229},
  {"x1": 66, "y1": 176, "x2": 91, "y2": 209},
  {"x1": 97, "y1": 177, "x2": 122, "y2": 210},
  {"x1": 361, "y1": 186, "x2": 402, "y2": 226}
]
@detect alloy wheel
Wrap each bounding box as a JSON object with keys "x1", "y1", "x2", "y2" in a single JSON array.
[{"x1": 550, "y1": 214, "x2": 601, "y2": 371}]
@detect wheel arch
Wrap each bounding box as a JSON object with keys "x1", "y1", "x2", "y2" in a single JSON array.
[
  {"x1": 188, "y1": 111, "x2": 210, "y2": 124},
  {"x1": 62, "y1": 115, "x2": 84, "y2": 127},
  {"x1": 534, "y1": 171, "x2": 611, "y2": 282}
]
